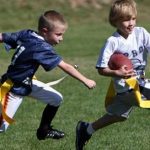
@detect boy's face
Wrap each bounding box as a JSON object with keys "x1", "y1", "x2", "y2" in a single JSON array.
[
  {"x1": 116, "y1": 16, "x2": 136, "y2": 38},
  {"x1": 44, "y1": 24, "x2": 66, "y2": 46}
]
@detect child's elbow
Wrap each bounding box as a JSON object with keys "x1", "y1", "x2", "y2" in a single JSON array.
[{"x1": 97, "y1": 68, "x2": 104, "y2": 75}]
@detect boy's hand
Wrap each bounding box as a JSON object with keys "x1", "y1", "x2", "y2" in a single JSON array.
[
  {"x1": 115, "y1": 65, "x2": 136, "y2": 78},
  {"x1": 83, "y1": 79, "x2": 96, "y2": 89}
]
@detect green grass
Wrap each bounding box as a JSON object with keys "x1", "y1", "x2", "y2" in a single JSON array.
[{"x1": 0, "y1": 0, "x2": 150, "y2": 149}]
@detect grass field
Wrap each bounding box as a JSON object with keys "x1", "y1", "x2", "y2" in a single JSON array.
[{"x1": 0, "y1": 0, "x2": 150, "y2": 149}]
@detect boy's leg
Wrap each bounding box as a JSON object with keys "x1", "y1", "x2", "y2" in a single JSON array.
[
  {"x1": 36, "y1": 104, "x2": 64, "y2": 140},
  {"x1": 0, "y1": 92, "x2": 23, "y2": 132},
  {"x1": 76, "y1": 92, "x2": 134, "y2": 150},
  {"x1": 91, "y1": 113, "x2": 126, "y2": 130},
  {"x1": 30, "y1": 80, "x2": 64, "y2": 140},
  {"x1": 75, "y1": 114, "x2": 126, "y2": 150}
]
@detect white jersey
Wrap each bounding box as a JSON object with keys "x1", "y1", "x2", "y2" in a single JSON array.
[{"x1": 96, "y1": 27, "x2": 150, "y2": 93}]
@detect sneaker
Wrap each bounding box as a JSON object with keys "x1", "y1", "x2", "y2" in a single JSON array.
[
  {"x1": 36, "y1": 126, "x2": 65, "y2": 140},
  {"x1": 76, "y1": 121, "x2": 92, "y2": 150},
  {"x1": 46, "y1": 128, "x2": 65, "y2": 139}
]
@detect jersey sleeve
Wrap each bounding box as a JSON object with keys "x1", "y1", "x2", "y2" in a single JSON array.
[
  {"x1": 142, "y1": 27, "x2": 150, "y2": 52},
  {"x1": 2, "y1": 30, "x2": 23, "y2": 51},
  {"x1": 96, "y1": 38, "x2": 115, "y2": 69},
  {"x1": 33, "y1": 45, "x2": 62, "y2": 71}
]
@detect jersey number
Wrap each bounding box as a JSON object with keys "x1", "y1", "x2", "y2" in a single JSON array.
[{"x1": 11, "y1": 45, "x2": 25, "y2": 65}]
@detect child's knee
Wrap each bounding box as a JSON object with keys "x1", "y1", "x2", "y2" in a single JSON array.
[
  {"x1": 55, "y1": 93, "x2": 63, "y2": 106},
  {"x1": 49, "y1": 93, "x2": 63, "y2": 107}
]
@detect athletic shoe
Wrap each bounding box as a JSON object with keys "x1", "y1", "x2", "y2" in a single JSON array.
[
  {"x1": 36, "y1": 126, "x2": 65, "y2": 140},
  {"x1": 76, "y1": 121, "x2": 92, "y2": 150},
  {"x1": 45, "y1": 128, "x2": 65, "y2": 139}
]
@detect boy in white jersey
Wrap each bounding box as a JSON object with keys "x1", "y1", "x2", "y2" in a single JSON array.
[{"x1": 76, "y1": 0, "x2": 150, "y2": 149}]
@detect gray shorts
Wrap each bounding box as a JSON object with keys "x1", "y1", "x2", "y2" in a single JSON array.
[
  {"x1": 106, "y1": 85, "x2": 150, "y2": 118},
  {"x1": 106, "y1": 91, "x2": 137, "y2": 118}
]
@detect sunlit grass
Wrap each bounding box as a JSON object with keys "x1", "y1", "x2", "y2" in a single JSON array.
[{"x1": 0, "y1": 0, "x2": 150, "y2": 149}]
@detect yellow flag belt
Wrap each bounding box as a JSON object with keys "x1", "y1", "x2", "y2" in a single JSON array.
[
  {"x1": 0, "y1": 75, "x2": 66, "y2": 124},
  {"x1": 105, "y1": 77, "x2": 150, "y2": 108},
  {"x1": 0, "y1": 79, "x2": 14, "y2": 124}
]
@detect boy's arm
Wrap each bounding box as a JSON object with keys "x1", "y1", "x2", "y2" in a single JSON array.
[
  {"x1": 98, "y1": 66, "x2": 135, "y2": 79},
  {"x1": 58, "y1": 60, "x2": 96, "y2": 89}
]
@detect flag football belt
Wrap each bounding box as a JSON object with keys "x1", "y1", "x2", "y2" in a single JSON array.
[
  {"x1": 0, "y1": 76, "x2": 37, "y2": 124},
  {"x1": 0, "y1": 79, "x2": 14, "y2": 124},
  {"x1": 105, "y1": 77, "x2": 150, "y2": 108}
]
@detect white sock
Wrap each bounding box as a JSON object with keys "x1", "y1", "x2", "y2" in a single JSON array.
[{"x1": 87, "y1": 123, "x2": 95, "y2": 135}]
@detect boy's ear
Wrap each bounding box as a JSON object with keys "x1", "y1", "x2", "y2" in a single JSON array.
[{"x1": 41, "y1": 27, "x2": 49, "y2": 33}]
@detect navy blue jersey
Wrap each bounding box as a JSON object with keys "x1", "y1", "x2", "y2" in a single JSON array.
[
  {"x1": 2, "y1": 29, "x2": 62, "y2": 84},
  {"x1": 1, "y1": 29, "x2": 62, "y2": 96}
]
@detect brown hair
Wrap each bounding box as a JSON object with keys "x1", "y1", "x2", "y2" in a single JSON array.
[
  {"x1": 109, "y1": 0, "x2": 137, "y2": 27},
  {"x1": 38, "y1": 10, "x2": 68, "y2": 32}
]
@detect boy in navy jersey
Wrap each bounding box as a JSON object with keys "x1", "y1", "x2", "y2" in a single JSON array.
[{"x1": 0, "y1": 10, "x2": 96, "y2": 140}]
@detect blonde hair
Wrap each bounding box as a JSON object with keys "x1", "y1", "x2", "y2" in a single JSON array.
[
  {"x1": 38, "y1": 10, "x2": 68, "y2": 32},
  {"x1": 109, "y1": 0, "x2": 137, "y2": 27}
]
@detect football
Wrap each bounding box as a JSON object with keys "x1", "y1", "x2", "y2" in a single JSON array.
[{"x1": 108, "y1": 52, "x2": 133, "y2": 70}]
